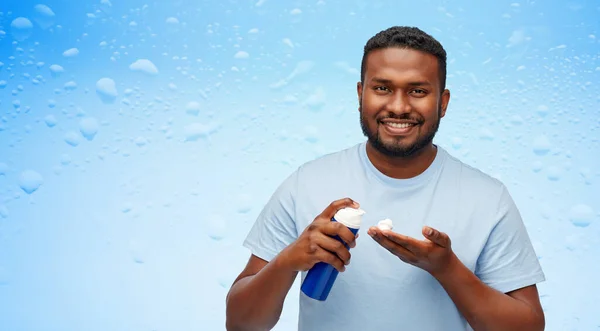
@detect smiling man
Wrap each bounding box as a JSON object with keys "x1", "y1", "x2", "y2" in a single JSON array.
[{"x1": 226, "y1": 26, "x2": 546, "y2": 331}]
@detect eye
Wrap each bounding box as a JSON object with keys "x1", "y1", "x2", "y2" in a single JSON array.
[
  {"x1": 411, "y1": 88, "x2": 427, "y2": 96},
  {"x1": 374, "y1": 86, "x2": 390, "y2": 92}
]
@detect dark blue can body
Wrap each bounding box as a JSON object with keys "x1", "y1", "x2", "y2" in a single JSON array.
[{"x1": 300, "y1": 218, "x2": 359, "y2": 301}]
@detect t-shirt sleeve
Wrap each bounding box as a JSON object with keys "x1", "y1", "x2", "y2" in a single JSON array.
[
  {"x1": 242, "y1": 170, "x2": 299, "y2": 262},
  {"x1": 474, "y1": 185, "x2": 546, "y2": 293}
]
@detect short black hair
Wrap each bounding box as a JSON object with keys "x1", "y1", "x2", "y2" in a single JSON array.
[{"x1": 360, "y1": 26, "x2": 447, "y2": 91}]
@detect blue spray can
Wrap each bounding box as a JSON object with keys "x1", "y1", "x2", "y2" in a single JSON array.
[{"x1": 300, "y1": 207, "x2": 365, "y2": 301}]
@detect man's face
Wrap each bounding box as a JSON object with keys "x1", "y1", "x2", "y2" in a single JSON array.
[{"x1": 357, "y1": 47, "x2": 450, "y2": 158}]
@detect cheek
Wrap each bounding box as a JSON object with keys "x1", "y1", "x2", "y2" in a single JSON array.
[{"x1": 362, "y1": 95, "x2": 386, "y2": 115}]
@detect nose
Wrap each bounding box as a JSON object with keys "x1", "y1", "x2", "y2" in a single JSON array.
[{"x1": 386, "y1": 92, "x2": 411, "y2": 114}]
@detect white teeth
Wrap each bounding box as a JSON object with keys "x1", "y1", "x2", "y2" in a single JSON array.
[{"x1": 385, "y1": 122, "x2": 414, "y2": 128}]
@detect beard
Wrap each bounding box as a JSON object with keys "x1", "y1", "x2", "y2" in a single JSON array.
[{"x1": 360, "y1": 105, "x2": 441, "y2": 158}]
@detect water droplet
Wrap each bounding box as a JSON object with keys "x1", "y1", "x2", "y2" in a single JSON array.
[
  {"x1": 0, "y1": 81, "x2": 7, "y2": 89},
  {"x1": 166, "y1": 17, "x2": 179, "y2": 24},
  {"x1": 33, "y1": 4, "x2": 55, "y2": 30},
  {"x1": 565, "y1": 235, "x2": 578, "y2": 251},
  {"x1": 10, "y1": 17, "x2": 33, "y2": 42},
  {"x1": 531, "y1": 161, "x2": 543, "y2": 173},
  {"x1": 64, "y1": 81, "x2": 77, "y2": 91},
  {"x1": 532, "y1": 135, "x2": 551, "y2": 155},
  {"x1": 234, "y1": 51, "x2": 249, "y2": 59},
  {"x1": 536, "y1": 105, "x2": 549, "y2": 117},
  {"x1": 579, "y1": 168, "x2": 592, "y2": 185},
  {"x1": 451, "y1": 137, "x2": 462, "y2": 149},
  {"x1": 186, "y1": 101, "x2": 201, "y2": 116},
  {"x1": 60, "y1": 154, "x2": 71, "y2": 165},
  {"x1": 283, "y1": 95, "x2": 298, "y2": 105},
  {"x1": 79, "y1": 118, "x2": 99, "y2": 141},
  {"x1": 546, "y1": 166, "x2": 561, "y2": 181},
  {"x1": 206, "y1": 214, "x2": 227, "y2": 240},
  {"x1": 184, "y1": 122, "x2": 219, "y2": 141},
  {"x1": 63, "y1": 48, "x2": 79, "y2": 57},
  {"x1": 129, "y1": 240, "x2": 145, "y2": 264},
  {"x1": 283, "y1": 38, "x2": 294, "y2": 48},
  {"x1": 100, "y1": 0, "x2": 112, "y2": 13},
  {"x1": 237, "y1": 194, "x2": 253, "y2": 214},
  {"x1": 0, "y1": 162, "x2": 8, "y2": 176},
  {"x1": 19, "y1": 170, "x2": 43, "y2": 194},
  {"x1": 48, "y1": 99, "x2": 56, "y2": 108},
  {"x1": 49, "y1": 64, "x2": 64, "y2": 78},
  {"x1": 510, "y1": 115, "x2": 523, "y2": 125},
  {"x1": 290, "y1": 8, "x2": 302, "y2": 14},
  {"x1": 304, "y1": 88, "x2": 326, "y2": 111},
  {"x1": 0, "y1": 205, "x2": 8, "y2": 218},
  {"x1": 64, "y1": 131, "x2": 81, "y2": 146},
  {"x1": 44, "y1": 115, "x2": 57, "y2": 127},
  {"x1": 96, "y1": 77, "x2": 118, "y2": 104},
  {"x1": 129, "y1": 59, "x2": 158, "y2": 75},
  {"x1": 304, "y1": 126, "x2": 319, "y2": 143},
  {"x1": 479, "y1": 128, "x2": 495, "y2": 141},
  {"x1": 122, "y1": 203, "x2": 132, "y2": 213},
  {"x1": 569, "y1": 204, "x2": 594, "y2": 227},
  {"x1": 134, "y1": 137, "x2": 147, "y2": 146}
]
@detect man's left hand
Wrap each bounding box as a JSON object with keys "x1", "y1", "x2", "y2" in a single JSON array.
[{"x1": 368, "y1": 225, "x2": 457, "y2": 276}]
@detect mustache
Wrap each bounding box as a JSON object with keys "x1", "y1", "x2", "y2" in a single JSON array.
[{"x1": 357, "y1": 105, "x2": 427, "y2": 123}]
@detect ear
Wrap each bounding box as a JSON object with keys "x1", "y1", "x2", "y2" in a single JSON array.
[
  {"x1": 356, "y1": 81, "x2": 363, "y2": 110},
  {"x1": 439, "y1": 89, "x2": 450, "y2": 118}
]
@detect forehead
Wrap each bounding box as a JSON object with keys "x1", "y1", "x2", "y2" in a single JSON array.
[{"x1": 364, "y1": 47, "x2": 440, "y2": 84}]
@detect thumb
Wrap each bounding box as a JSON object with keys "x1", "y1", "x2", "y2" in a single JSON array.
[{"x1": 423, "y1": 226, "x2": 450, "y2": 248}]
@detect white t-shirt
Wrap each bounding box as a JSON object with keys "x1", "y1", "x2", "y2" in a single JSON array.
[{"x1": 243, "y1": 141, "x2": 545, "y2": 330}]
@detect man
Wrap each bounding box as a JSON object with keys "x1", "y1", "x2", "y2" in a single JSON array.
[{"x1": 225, "y1": 26, "x2": 545, "y2": 331}]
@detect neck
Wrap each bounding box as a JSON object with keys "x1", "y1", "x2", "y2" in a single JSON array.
[{"x1": 365, "y1": 142, "x2": 438, "y2": 179}]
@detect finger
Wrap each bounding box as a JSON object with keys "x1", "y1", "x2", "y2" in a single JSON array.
[
  {"x1": 368, "y1": 227, "x2": 421, "y2": 253},
  {"x1": 321, "y1": 221, "x2": 357, "y2": 248},
  {"x1": 319, "y1": 197, "x2": 360, "y2": 220},
  {"x1": 350, "y1": 233, "x2": 359, "y2": 248},
  {"x1": 369, "y1": 227, "x2": 417, "y2": 262},
  {"x1": 315, "y1": 247, "x2": 346, "y2": 272},
  {"x1": 315, "y1": 232, "x2": 352, "y2": 265},
  {"x1": 423, "y1": 226, "x2": 450, "y2": 248},
  {"x1": 383, "y1": 231, "x2": 423, "y2": 253}
]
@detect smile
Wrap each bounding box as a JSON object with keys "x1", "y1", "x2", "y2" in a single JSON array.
[
  {"x1": 385, "y1": 122, "x2": 414, "y2": 128},
  {"x1": 380, "y1": 121, "x2": 418, "y2": 135}
]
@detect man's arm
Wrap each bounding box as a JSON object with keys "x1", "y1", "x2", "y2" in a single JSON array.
[
  {"x1": 432, "y1": 252, "x2": 544, "y2": 331},
  {"x1": 225, "y1": 254, "x2": 298, "y2": 331},
  {"x1": 226, "y1": 198, "x2": 360, "y2": 331},
  {"x1": 368, "y1": 226, "x2": 545, "y2": 331}
]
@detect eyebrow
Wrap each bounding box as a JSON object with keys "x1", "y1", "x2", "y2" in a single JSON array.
[{"x1": 370, "y1": 78, "x2": 432, "y2": 87}]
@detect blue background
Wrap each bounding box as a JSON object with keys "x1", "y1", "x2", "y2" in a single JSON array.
[{"x1": 0, "y1": 0, "x2": 599, "y2": 330}]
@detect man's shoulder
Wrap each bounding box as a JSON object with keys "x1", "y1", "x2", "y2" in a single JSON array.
[
  {"x1": 440, "y1": 147, "x2": 506, "y2": 194},
  {"x1": 296, "y1": 142, "x2": 364, "y2": 175}
]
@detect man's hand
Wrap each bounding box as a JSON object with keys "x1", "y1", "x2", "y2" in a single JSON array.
[
  {"x1": 368, "y1": 225, "x2": 545, "y2": 331},
  {"x1": 278, "y1": 198, "x2": 361, "y2": 273},
  {"x1": 368, "y1": 225, "x2": 456, "y2": 276}
]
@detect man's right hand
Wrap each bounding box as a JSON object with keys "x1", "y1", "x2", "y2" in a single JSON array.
[{"x1": 278, "y1": 198, "x2": 361, "y2": 273}]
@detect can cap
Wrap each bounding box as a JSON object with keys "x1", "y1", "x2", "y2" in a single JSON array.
[{"x1": 333, "y1": 207, "x2": 365, "y2": 229}]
